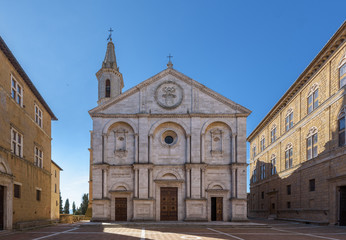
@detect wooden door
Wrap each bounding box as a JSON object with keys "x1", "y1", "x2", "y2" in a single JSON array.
[
  {"x1": 160, "y1": 187, "x2": 178, "y2": 221},
  {"x1": 0, "y1": 186, "x2": 4, "y2": 230},
  {"x1": 211, "y1": 197, "x2": 223, "y2": 221},
  {"x1": 115, "y1": 198, "x2": 127, "y2": 221},
  {"x1": 340, "y1": 187, "x2": 346, "y2": 226},
  {"x1": 216, "y1": 197, "x2": 223, "y2": 221}
]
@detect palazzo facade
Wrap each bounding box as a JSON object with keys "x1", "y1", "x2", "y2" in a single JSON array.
[{"x1": 89, "y1": 38, "x2": 250, "y2": 221}]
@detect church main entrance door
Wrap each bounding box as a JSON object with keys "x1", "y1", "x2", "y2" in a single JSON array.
[
  {"x1": 0, "y1": 185, "x2": 4, "y2": 230},
  {"x1": 160, "y1": 187, "x2": 178, "y2": 221},
  {"x1": 211, "y1": 197, "x2": 223, "y2": 221},
  {"x1": 115, "y1": 198, "x2": 127, "y2": 221},
  {"x1": 340, "y1": 186, "x2": 346, "y2": 226}
]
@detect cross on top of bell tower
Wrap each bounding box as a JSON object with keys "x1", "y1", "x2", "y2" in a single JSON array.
[{"x1": 107, "y1": 27, "x2": 114, "y2": 41}]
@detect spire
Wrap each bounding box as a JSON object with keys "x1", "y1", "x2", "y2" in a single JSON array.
[{"x1": 102, "y1": 40, "x2": 118, "y2": 70}]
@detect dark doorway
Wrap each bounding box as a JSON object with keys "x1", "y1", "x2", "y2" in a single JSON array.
[
  {"x1": 160, "y1": 187, "x2": 178, "y2": 221},
  {"x1": 0, "y1": 186, "x2": 4, "y2": 230},
  {"x1": 115, "y1": 198, "x2": 127, "y2": 221},
  {"x1": 211, "y1": 197, "x2": 223, "y2": 221},
  {"x1": 340, "y1": 186, "x2": 346, "y2": 226}
]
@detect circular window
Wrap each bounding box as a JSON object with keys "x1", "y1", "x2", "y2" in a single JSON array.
[
  {"x1": 165, "y1": 136, "x2": 174, "y2": 144},
  {"x1": 161, "y1": 130, "x2": 177, "y2": 146}
]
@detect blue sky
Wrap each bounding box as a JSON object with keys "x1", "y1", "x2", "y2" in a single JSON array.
[{"x1": 0, "y1": 1, "x2": 345, "y2": 206}]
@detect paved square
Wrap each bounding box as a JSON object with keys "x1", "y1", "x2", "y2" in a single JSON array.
[{"x1": 1, "y1": 220, "x2": 346, "y2": 240}]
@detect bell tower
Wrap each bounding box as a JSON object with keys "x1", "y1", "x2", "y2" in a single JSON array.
[{"x1": 96, "y1": 29, "x2": 124, "y2": 105}]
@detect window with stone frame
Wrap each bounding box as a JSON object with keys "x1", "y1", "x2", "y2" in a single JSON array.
[
  {"x1": 35, "y1": 104, "x2": 43, "y2": 128},
  {"x1": 285, "y1": 143, "x2": 293, "y2": 169},
  {"x1": 287, "y1": 184, "x2": 291, "y2": 195},
  {"x1": 271, "y1": 125, "x2": 277, "y2": 143},
  {"x1": 307, "y1": 84, "x2": 319, "y2": 114},
  {"x1": 309, "y1": 179, "x2": 315, "y2": 192},
  {"x1": 271, "y1": 154, "x2": 277, "y2": 175},
  {"x1": 339, "y1": 108, "x2": 346, "y2": 147},
  {"x1": 11, "y1": 127, "x2": 23, "y2": 157},
  {"x1": 252, "y1": 145, "x2": 256, "y2": 158},
  {"x1": 11, "y1": 75, "x2": 23, "y2": 106},
  {"x1": 252, "y1": 166, "x2": 257, "y2": 183},
  {"x1": 260, "y1": 162, "x2": 265, "y2": 180},
  {"x1": 260, "y1": 135, "x2": 265, "y2": 152},
  {"x1": 285, "y1": 109, "x2": 294, "y2": 132},
  {"x1": 14, "y1": 184, "x2": 21, "y2": 198},
  {"x1": 105, "y1": 79, "x2": 111, "y2": 97},
  {"x1": 307, "y1": 127, "x2": 318, "y2": 160},
  {"x1": 339, "y1": 53, "x2": 346, "y2": 88},
  {"x1": 34, "y1": 146, "x2": 43, "y2": 168},
  {"x1": 36, "y1": 189, "x2": 41, "y2": 201}
]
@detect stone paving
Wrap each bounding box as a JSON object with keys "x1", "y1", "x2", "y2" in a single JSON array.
[{"x1": 0, "y1": 220, "x2": 346, "y2": 240}]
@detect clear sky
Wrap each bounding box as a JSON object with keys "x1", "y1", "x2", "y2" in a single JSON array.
[{"x1": 0, "y1": 1, "x2": 345, "y2": 206}]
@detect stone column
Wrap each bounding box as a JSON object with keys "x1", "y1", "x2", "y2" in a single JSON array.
[
  {"x1": 200, "y1": 133, "x2": 205, "y2": 163},
  {"x1": 134, "y1": 169, "x2": 139, "y2": 198},
  {"x1": 232, "y1": 134, "x2": 237, "y2": 163},
  {"x1": 231, "y1": 168, "x2": 236, "y2": 198},
  {"x1": 186, "y1": 134, "x2": 191, "y2": 163},
  {"x1": 149, "y1": 167, "x2": 153, "y2": 198},
  {"x1": 148, "y1": 134, "x2": 153, "y2": 163},
  {"x1": 201, "y1": 167, "x2": 206, "y2": 198},
  {"x1": 135, "y1": 133, "x2": 139, "y2": 163},
  {"x1": 186, "y1": 166, "x2": 191, "y2": 198}
]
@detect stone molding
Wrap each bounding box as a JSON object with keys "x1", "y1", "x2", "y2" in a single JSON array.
[{"x1": 91, "y1": 113, "x2": 249, "y2": 118}]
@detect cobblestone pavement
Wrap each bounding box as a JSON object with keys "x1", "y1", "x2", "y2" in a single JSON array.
[{"x1": 1, "y1": 220, "x2": 346, "y2": 240}]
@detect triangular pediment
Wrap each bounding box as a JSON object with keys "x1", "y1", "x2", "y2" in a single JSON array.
[{"x1": 89, "y1": 68, "x2": 251, "y2": 117}]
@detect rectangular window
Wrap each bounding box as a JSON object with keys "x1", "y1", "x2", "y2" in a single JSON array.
[
  {"x1": 309, "y1": 179, "x2": 315, "y2": 192},
  {"x1": 261, "y1": 191, "x2": 264, "y2": 199},
  {"x1": 271, "y1": 127, "x2": 276, "y2": 143},
  {"x1": 11, "y1": 75, "x2": 23, "y2": 106},
  {"x1": 285, "y1": 148, "x2": 293, "y2": 169},
  {"x1": 308, "y1": 89, "x2": 319, "y2": 114},
  {"x1": 55, "y1": 184, "x2": 57, "y2": 193},
  {"x1": 307, "y1": 133, "x2": 318, "y2": 160},
  {"x1": 11, "y1": 128, "x2": 23, "y2": 157},
  {"x1": 340, "y1": 64, "x2": 346, "y2": 88},
  {"x1": 287, "y1": 201, "x2": 291, "y2": 209},
  {"x1": 252, "y1": 146, "x2": 256, "y2": 158},
  {"x1": 252, "y1": 168, "x2": 257, "y2": 183},
  {"x1": 285, "y1": 112, "x2": 293, "y2": 132},
  {"x1": 260, "y1": 163, "x2": 265, "y2": 180},
  {"x1": 14, "y1": 184, "x2": 21, "y2": 198},
  {"x1": 271, "y1": 157, "x2": 277, "y2": 175},
  {"x1": 34, "y1": 146, "x2": 43, "y2": 168},
  {"x1": 339, "y1": 118, "x2": 345, "y2": 147},
  {"x1": 260, "y1": 138, "x2": 265, "y2": 151},
  {"x1": 55, "y1": 170, "x2": 57, "y2": 178},
  {"x1": 287, "y1": 185, "x2": 291, "y2": 195},
  {"x1": 35, "y1": 104, "x2": 43, "y2": 128},
  {"x1": 36, "y1": 189, "x2": 41, "y2": 201}
]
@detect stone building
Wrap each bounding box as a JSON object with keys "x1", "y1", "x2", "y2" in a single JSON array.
[
  {"x1": 51, "y1": 160, "x2": 63, "y2": 221},
  {"x1": 247, "y1": 22, "x2": 346, "y2": 225},
  {"x1": 88, "y1": 37, "x2": 251, "y2": 221},
  {"x1": 0, "y1": 35, "x2": 58, "y2": 229}
]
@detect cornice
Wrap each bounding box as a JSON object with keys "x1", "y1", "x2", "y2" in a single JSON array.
[
  {"x1": 90, "y1": 113, "x2": 249, "y2": 118},
  {"x1": 248, "y1": 21, "x2": 346, "y2": 141},
  {"x1": 0, "y1": 36, "x2": 57, "y2": 120}
]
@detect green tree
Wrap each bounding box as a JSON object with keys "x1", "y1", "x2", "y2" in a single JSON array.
[
  {"x1": 59, "y1": 191, "x2": 63, "y2": 214},
  {"x1": 80, "y1": 193, "x2": 89, "y2": 215},
  {"x1": 64, "y1": 198, "x2": 70, "y2": 214},
  {"x1": 72, "y1": 201, "x2": 76, "y2": 215}
]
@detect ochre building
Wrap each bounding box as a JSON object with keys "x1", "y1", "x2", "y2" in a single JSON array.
[
  {"x1": 0, "y1": 36, "x2": 58, "y2": 229},
  {"x1": 89, "y1": 37, "x2": 251, "y2": 222},
  {"x1": 247, "y1": 22, "x2": 346, "y2": 225}
]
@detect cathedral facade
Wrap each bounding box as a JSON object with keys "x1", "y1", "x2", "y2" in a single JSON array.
[{"x1": 89, "y1": 39, "x2": 250, "y2": 221}]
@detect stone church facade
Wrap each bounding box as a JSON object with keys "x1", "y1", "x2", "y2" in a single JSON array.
[{"x1": 89, "y1": 38, "x2": 250, "y2": 221}]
